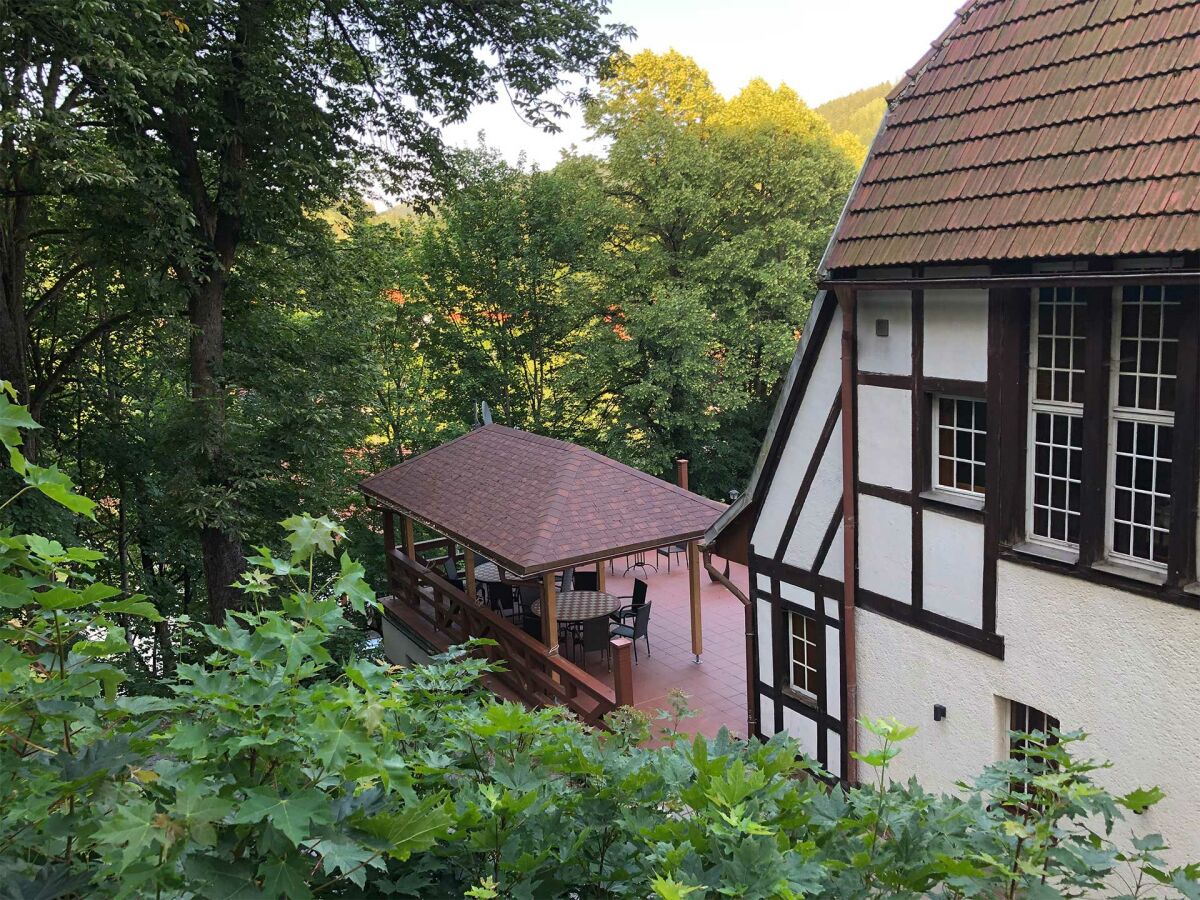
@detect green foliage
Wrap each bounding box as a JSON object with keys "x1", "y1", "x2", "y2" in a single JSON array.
[
  {"x1": 814, "y1": 81, "x2": 894, "y2": 148},
  {"x1": 3, "y1": 391, "x2": 1199, "y2": 897}
]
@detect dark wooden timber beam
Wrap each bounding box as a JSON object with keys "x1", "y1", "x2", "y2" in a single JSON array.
[{"x1": 834, "y1": 285, "x2": 860, "y2": 785}]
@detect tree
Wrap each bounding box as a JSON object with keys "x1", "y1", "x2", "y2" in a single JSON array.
[
  {"x1": 0, "y1": 1, "x2": 167, "y2": 437},
  {"x1": 582, "y1": 53, "x2": 857, "y2": 493},
  {"x1": 15, "y1": 0, "x2": 629, "y2": 622},
  {"x1": 2, "y1": 385, "x2": 1198, "y2": 897},
  {"x1": 406, "y1": 147, "x2": 617, "y2": 436}
]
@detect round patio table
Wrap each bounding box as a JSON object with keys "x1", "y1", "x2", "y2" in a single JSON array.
[
  {"x1": 473, "y1": 561, "x2": 503, "y2": 583},
  {"x1": 473, "y1": 561, "x2": 537, "y2": 584},
  {"x1": 531, "y1": 590, "x2": 622, "y2": 622}
]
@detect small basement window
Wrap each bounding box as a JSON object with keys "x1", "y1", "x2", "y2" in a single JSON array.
[
  {"x1": 1009, "y1": 700, "x2": 1060, "y2": 756},
  {"x1": 1008, "y1": 700, "x2": 1061, "y2": 808},
  {"x1": 788, "y1": 611, "x2": 818, "y2": 702},
  {"x1": 933, "y1": 396, "x2": 987, "y2": 497}
]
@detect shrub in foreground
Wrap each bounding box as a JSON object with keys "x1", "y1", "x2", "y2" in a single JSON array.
[{"x1": 2, "y1": 384, "x2": 1198, "y2": 898}]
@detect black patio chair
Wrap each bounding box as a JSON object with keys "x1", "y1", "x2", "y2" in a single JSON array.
[
  {"x1": 516, "y1": 584, "x2": 542, "y2": 630},
  {"x1": 489, "y1": 583, "x2": 517, "y2": 618},
  {"x1": 610, "y1": 602, "x2": 651, "y2": 663},
  {"x1": 610, "y1": 578, "x2": 648, "y2": 624},
  {"x1": 558, "y1": 567, "x2": 575, "y2": 592},
  {"x1": 573, "y1": 570, "x2": 599, "y2": 592},
  {"x1": 573, "y1": 615, "x2": 611, "y2": 669},
  {"x1": 441, "y1": 557, "x2": 464, "y2": 590},
  {"x1": 655, "y1": 543, "x2": 686, "y2": 573}
]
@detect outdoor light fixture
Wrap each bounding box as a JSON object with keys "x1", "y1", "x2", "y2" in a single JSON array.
[
  {"x1": 875, "y1": 318, "x2": 889, "y2": 337},
  {"x1": 933, "y1": 704, "x2": 947, "y2": 722}
]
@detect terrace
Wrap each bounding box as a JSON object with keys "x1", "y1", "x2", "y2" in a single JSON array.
[{"x1": 360, "y1": 424, "x2": 751, "y2": 737}]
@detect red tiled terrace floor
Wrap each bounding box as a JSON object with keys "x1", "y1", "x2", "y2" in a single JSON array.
[{"x1": 569, "y1": 557, "x2": 749, "y2": 741}]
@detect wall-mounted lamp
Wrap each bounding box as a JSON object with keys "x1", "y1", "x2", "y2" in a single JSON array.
[
  {"x1": 875, "y1": 318, "x2": 890, "y2": 337},
  {"x1": 933, "y1": 704, "x2": 947, "y2": 722}
]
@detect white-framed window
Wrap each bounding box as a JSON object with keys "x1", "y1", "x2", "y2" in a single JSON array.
[
  {"x1": 933, "y1": 396, "x2": 987, "y2": 497},
  {"x1": 1107, "y1": 285, "x2": 1179, "y2": 569},
  {"x1": 1027, "y1": 287, "x2": 1085, "y2": 548},
  {"x1": 788, "y1": 611, "x2": 818, "y2": 701}
]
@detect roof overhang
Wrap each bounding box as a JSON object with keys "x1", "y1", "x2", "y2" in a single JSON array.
[
  {"x1": 360, "y1": 425, "x2": 724, "y2": 577},
  {"x1": 365, "y1": 484, "x2": 710, "y2": 577}
]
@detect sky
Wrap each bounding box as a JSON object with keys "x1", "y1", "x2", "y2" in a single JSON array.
[{"x1": 439, "y1": 0, "x2": 963, "y2": 171}]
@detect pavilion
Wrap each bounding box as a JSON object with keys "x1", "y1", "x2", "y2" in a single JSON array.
[{"x1": 358, "y1": 424, "x2": 725, "y2": 723}]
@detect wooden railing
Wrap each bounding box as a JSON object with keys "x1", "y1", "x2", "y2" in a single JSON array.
[{"x1": 385, "y1": 547, "x2": 632, "y2": 728}]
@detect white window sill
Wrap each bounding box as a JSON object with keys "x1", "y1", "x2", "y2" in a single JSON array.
[
  {"x1": 782, "y1": 686, "x2": 819, "y2": 708},
  {"x1": 1093, "y1": 559, "x2": 1167, "y2": 587},
  {"x1": 1012, "y1": 540, "x2": 1079, "y2": 566},
  {"x1": 920, "y1": 489, "x2": 985, "y2": 513}
]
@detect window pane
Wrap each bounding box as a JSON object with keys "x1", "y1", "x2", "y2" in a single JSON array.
[
  {"x1": 934, "y1": 396, "x2": 986, "y2": 497},
  {"x1": 1110, "y1": 418, "x2": 1172, "y2": 567},
  {"x1": 1030, "y1": 411, "x2": 1082, "y2": 546}
]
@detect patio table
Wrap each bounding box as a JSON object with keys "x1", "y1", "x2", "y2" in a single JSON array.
[
  {"x1": 473, "y1": 561, "x2": 503, "y2": 583},
  {"x1": 531, "y1": 590, "x2": 622, "y2": 622},
  {"x1": 473, "y1": 561, "x2": 537, "y2": 584}
]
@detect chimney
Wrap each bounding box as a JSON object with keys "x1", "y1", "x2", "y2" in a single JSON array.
[{"x1": 675, "y1": 458, "x2": 689, "y2": 491}]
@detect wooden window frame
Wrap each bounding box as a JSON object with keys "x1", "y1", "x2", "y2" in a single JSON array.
[
  {"x1": 785, "y1": 610, "x2": 820, "y2": 705},
  {"x1": 932, "y1": 395, "x2": 988, "y2": 500},
  {"x1": 1104, "y1": 287, "x2": 1179, "y2": 573},
  {"x1": 1026, "y1": 288, "x2": 1086, "y2": 554},
  {"x1": 1005, "y1": 278, "x2": 1200, "y2": 597}
]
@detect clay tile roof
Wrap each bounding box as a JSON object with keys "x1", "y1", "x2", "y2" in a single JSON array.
[
  {"x1": 825, "y1": 0, "x2": 1200, "y2": 269},
  {"x1": 358, "y1": 425, "x2": 726, "y2": 576}
]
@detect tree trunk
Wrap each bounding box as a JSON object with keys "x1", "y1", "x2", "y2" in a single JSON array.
[
  {"x1": 189, "y1": 273, "x2": 245, "y2": 623},
  {"x1": 0, "y1": 195, "x2": 31, "y2": 408}
]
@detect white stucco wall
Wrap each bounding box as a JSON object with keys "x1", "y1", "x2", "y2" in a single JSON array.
[
  {"x1": 782, "y1": 421, "x2": 843, "y2": 569},
  {"x1": 753, "y1": 305, "x2": 843, "y2": 551},
  {"x1": 857, "y1": 385, "x2": 911, "y2": 490},
  {"x1": 857, "y1": 494, "x2": 912, "y2": 602},
  {"x1": 856, "y1": 559, "x2": 1200, "y2": 863},
  {"x1": 757, "y1": 598, "x2": 773, "y2": 687},
  {"x1": 923, "y1": 289, "x2": 989, "y2": 382},
  {"x1": 921, "y1": 511, "x2": 984, "y2": 627},
  {"x1": 857, "y1": 290, "x2": 912, "y2": 375}
]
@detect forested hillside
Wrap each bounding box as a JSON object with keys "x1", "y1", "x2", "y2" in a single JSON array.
[
  {"x1": 815, "y1": 81, "x2": 894, "y2": 150},
  {"x1": 0, "y1": 6, "x2": 856, "y2": 644}
]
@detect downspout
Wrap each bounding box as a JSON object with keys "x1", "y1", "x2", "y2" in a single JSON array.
[
  {"x1": 835, "y1": 287, "x2": 860, "y2": 785},
  {"x1": 702, "y1": 548, "x2": 757, "y2": 739}
]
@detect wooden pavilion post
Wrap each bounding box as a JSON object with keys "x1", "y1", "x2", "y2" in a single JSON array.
[
  {"x1": 463, "y1": 547, "x2": 477, "y2": 603},
  {"x1": 540, "y1": 571, "x2": 559, "y2": 656},
  {"x1": 381, "y1": 509, "x2": 395, "y2": 592},
  {"x1": 610, "y1": 637, "x2": 634, "y2": 707},
  {"x1": 401, "y1": 514, "x2": 415, "y2": 559},
  {"x1": 596, "y1": 560, "x2": 607, "y2": 592},
  {"x1": 687, "y1": 540, "x2": 703, "y2": 663},
  {"x1": 676, "y1": 458, "x2": 703, "y2": 664}
]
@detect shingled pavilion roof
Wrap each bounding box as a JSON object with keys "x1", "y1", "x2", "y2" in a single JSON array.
[
  {"x1": 824, "y1": 0, "x2": 1200, "y2": 269},
  {"x1": 359, "y1": 425, "x2": 726, "y2": 576}
]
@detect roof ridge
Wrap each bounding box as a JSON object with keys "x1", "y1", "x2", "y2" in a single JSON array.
[
  {"x1": 902, "y1": 19, "x2": 1200, "y2": 113},
  {"x1": 524, "y1": 450, "x2": 589, "y2": 565},
  {"x1": 952, "y1": 0, "x2": 1098, "y2": 39},
  {"x1": 478, "y1": 423, "x2": 723, "y2": 510},
  {"x1": 869, "y1": 93, "x2": 1200, "y2": 160},
  {"x1": 359, "y1": 426, "x2": 480, "y2": 487},
  {"x1": 888, "y1": 0, "x2": 988, "y2": 107}
]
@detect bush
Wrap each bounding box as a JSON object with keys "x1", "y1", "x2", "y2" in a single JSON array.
[{"x1": 2, "y1": 383, "x2": 1198, "y2": 898}]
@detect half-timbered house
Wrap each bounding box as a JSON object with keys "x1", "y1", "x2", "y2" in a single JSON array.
[{"x1": 705, "y1": 0, "x2": 1200, "y2": 858}]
